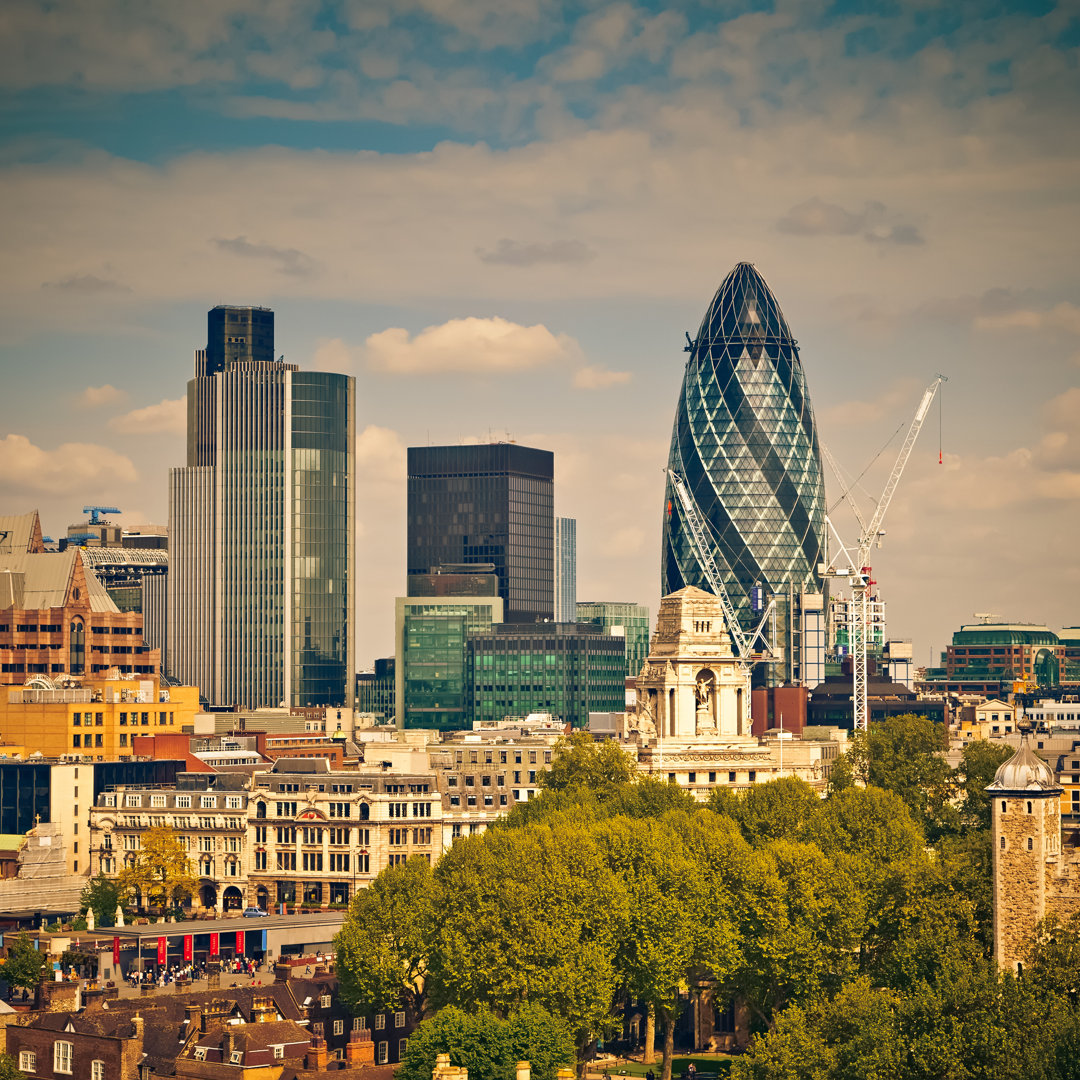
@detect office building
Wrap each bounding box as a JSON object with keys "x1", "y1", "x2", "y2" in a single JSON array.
[
  {"x1": 394, "y1": 595, "x2": 503, "y2": 730},
  {"x1": 554, "y1": 517, "x2": 577, "y2": 623},
  {"x1": 0, "y1": 512, "x2": 161, "y2": 686},
  {"x1": 356, "y1": 658, "x2": 396, "y2": 722},
  {"x1": 407, "y1": 443, "x2": 554, "y2": 623},
  {"x1": 168, "y1": 306, "x2": 355, "y2": 709},
  {"x1": 661, "y1": 263, "x2": 827, "y2": 685},
  {"x1": 465, "y1": 622, "x2": 625, "y2": 727},
  {"x1": 576, "y1": 601, "x2": 650, "y2": 680}
]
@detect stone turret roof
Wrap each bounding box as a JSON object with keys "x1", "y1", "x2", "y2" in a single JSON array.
[{"x1": 986, "y1": 728, "x2": 1061, "y2": 794}]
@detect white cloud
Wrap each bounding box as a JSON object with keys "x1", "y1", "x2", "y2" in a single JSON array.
[
  {"x1": 364, "y1": 317, "x2": 582, "y2": 375},
  {"x1": 78, "y1": 384, "x2": 128, "y2": 408},
  {"x1": 356, "y1": 424, "x2": 407, "y2": 486},
  {"x1": 0, "y1": 433, "x2": 137, "y2": 495},
  {"x1": 974, "y1": 302, "x2": 1080, "y2": 336},
  {"x1": 573, "y1": 366, "x2": 632, "y2": 389},
  {"x1": 108, "y1": 398, "x2": 187, "y2": 435}
]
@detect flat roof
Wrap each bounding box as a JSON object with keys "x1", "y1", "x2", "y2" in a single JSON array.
[{"x1": 109, "y1": 911, "x2": 344, "y2": 942}]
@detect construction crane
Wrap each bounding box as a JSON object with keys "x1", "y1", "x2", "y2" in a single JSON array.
[
  {"x1": 82, "y1": 506, "x2": 120, "y2": 525},
  {"x1": 824, "y1": 375, "x2": 947, "y2": 731},
  {"x1": 666, "y1": 468, "x2": 773, "y2": 668}
]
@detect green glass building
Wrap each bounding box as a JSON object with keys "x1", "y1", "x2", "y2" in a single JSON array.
[
  {"x1": 466, "y1": 623, "x2": 625, "y2": 728},
  {"x1": 576, "y1": 601, "x2": 650, "y2": 680},
  {"x1": 395, "y1": 597, "x2": 503, "y2": 730}
]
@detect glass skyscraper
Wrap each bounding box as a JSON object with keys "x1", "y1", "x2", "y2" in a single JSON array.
[
  {"x1": 407, "y1": 443, "x2": 554, "y2": 623},
  {"x1": 554, "y1": 516, "x2": 577, "y2": 623},
  {"x1": 661, "y1": 263, "x2": 826, "y2": 683},
  {"x1": 576, "y1": 601, "x2": 650, "y2": 681},
  {"x1": 168, "y1": 306, "x2": 355, "y2": 708}
]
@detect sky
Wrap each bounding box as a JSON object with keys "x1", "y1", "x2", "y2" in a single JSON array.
[{"x1": 1, "y1": 0, "x2": 1078, "y2": 671}]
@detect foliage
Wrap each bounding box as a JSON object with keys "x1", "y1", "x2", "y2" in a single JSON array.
[
  {"x1": 335, "y1": 855, "x2": 435, "y2": 1015},
  {"x1": 724, "y1": 777, "x2": 822, "y2": 847},
  {"x1": 956, "y1": 739, "x2": 1013, "y2": 830},
  {"x1": 81, "y1": 872, "x2": 126, "y2": 928},
  {"x1": 2, "y1": 931, "x2": 45, "y2": 990},
  {"x1": 430, "y1": 821, "x2": 626, "y2": 1055},
  {"x1": 0, "y1": 1053, "x2": 24, "y2": 1080},
  {"x1": 117, "y1": 826, "x2": 198, "y2": 912},
  {"x1": 398, "y1": 1004, "x2": 575, "y2": 1080},
  {"x1": 538, "y1": 732, "x2": 637, "y2": 797}
]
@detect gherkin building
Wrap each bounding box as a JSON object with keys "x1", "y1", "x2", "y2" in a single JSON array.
[{"x1": 662, "y1": 262, "x2": 826, "y2": 677}]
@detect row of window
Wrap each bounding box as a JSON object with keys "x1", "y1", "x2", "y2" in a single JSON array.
[{"x1": 19, "y1": 1044, "x2": 104, "y2": 1076}]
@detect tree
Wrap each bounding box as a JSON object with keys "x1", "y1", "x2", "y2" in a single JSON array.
[
  {"x1": 956, "y1": 740, "x2": 1013, "y2": 830},
  {"x1": 2, "y1": 931, "x2": 45, "y2": 991},
  {"x1": 117, "y1": 826, "x2": 198, "y2": 913},
  {"x1": 81, "y1": 872, "x2": 126, "y2": 928},
  {"x1": 429, "y1": 821, "x2": 627, "y2": 1063},
  {"x1": 538, "y1": 733, "x2": 637, "y2": 797},
  {"x1": 398, "y1": 1004, "x2": 575, "y2": 1080},
  {"x1": 727, "y1": 777, "x2": 823, "y2": 847},
  {"x1": 335, "y1": 856, "x2": 436, "y2": 1016},
  {"x1": 0, "y1": 1053, "x2": 24, "y2": 1080}
]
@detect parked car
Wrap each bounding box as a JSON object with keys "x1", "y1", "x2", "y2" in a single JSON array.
[{"x1": 242, "y1": 906, "x2": 269, "y2": 918}]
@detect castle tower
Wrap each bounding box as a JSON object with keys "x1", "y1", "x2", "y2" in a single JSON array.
[
  {"x1": 636, "y1": 587, "x2": 751, "y2": 741},
  {"x1": 986, "y1": 727, "x2": 1062, "y2": 971}
]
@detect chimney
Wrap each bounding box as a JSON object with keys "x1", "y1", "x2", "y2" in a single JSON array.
[
  {"x1": 517, "y1": 1062, "x2": 532, "y2": 1080},
  {"x1": 131, "y1": 1015, "x2": 145, "y2": 1042},
  {"x1": 185, "y1": 1004, "x2": 201, "y2": 1031},
  {"x1": 274, "y1": 962, "x2": 292, "y2": 983},
  {"x1": 306, "y1": 1035, "x2": 329, "y2": 1071},
  {"x1": 347, "y1": 1029, "x2": 375, "y2": 1066}
]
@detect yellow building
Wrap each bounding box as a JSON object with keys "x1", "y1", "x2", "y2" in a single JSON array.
[{"x1": 0, "y1": 673, "x2": 200, "y2": 760}]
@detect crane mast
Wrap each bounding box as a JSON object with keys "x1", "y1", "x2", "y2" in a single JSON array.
[
  {"x1": 667, "y1": 469, "x2": 773, "y2": 668},
  {"x1": 828, "y1": 375, "x2": 946, "y2": 731}
]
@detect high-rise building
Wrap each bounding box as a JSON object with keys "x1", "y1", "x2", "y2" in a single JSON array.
[
  {"x1": 407, "y1": 443, "x2": 554, "y2": 623},
  {"x1": 576, "y1": 601, "x2": 650, "y2": 680},
  {"x1": 554, "y1": 517, "x2": 577, "y2": 623},
  {"x1": 168, "y1": 306, "x2": 355, "y2": 709},
  {"x1": 661, "y1": 262, "x2": 827, "y2": 685},
  {"x1": 466, "y1": 623, "x2": 625, "y2": 728}
]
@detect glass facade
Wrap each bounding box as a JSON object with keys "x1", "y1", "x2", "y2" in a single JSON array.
[
  {"x1": 554, "y1": 517, "x2": 577, "y2": 623},
  {"x1": 576, "y1": 601, "x2": 650, "y2": 681},
  {"x1": 407, "y1": 444, "x2": 554, "y2": 623},
  {"x1": 356, "y1": 657, "x2": 396, "y2": 720},
  {"x1": 169, "y1": 308, "x2": 355, "y2": 709},
  {"x1": 399, "y1": 599, "x2": 501, "y2": 730},
  {"x1": 466, "y1": 623, "x2": 625, "y2": 728},
  {"x1": 661, "y1": 262, "x2": 826, "y2": 679}
]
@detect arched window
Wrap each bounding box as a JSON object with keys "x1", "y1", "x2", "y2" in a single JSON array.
[
  {"x1": 1001, "y1": 801, "x2": 1007, "y2": 813},
  {"x1": 1000, "y1": 836, "x2": 1006, "y2": 850},
  {"x1": 1028, "y1": 838, "x2": 1034, "y2": 851},
  {"x1": 1027, "y1": 801, "x2": 1033, "y2": 814},
  {"x1": 69, "y1": 618, "x2": 85, "y2": 675}
]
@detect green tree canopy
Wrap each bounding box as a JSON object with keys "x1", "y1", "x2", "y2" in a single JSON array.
[
  {"x1": 81, "y1": 872, "x2": 126, "y2": 928},
  {"x1": 538, "y1": 732, "x2": 637, "y2": 797},
  {"x1": 2, "y1": 931, "x2": 45, "y2": 990},
  {"x1": 335, "y1": 855, "x2": 436, "y2": 1016},
  {"x1": 398, "y1": 1004, "x2": 574, "y2": 1080}
]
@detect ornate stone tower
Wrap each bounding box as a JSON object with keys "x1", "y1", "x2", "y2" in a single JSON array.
[
  {"x1": 986, "y1": 727, "x2": 1063, "y2": 971},
  {"x1": 636, "y1": 586, "x2": 751, "y2": 741}
]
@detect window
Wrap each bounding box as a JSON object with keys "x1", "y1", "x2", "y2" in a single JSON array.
[
  {"x1": 201, "y1": 796, "x2": 216, "y2": 808},
  {"x1": 1028, "y1": 838, "x2": 1034, "y2": 851},
  {"x1": 125, "y1": 794, "x2": 141, "y2": 807},
  {"x1": 91, "y1": 1062, "x2": 105, "y2": 1080},
  {"x1": 395, "y1": 1010, "x2": 406, "y2": 1028},
  {"x1": 54, "y1": 1041, "x2": 73, "y2": 1074},
  {"x1": 226, "y1": 796, "x2": 242, "y2": 809},
  {"x1": 378, "y1": 1042, "x2": 389, "y2": 1065},
  {"x1": 150, "y1": 794, "x2": 166, "y2": 808},
  {"x1": 1001, "y1": 801, "x2": 1007, "y2": 813},
  {"x1": 313, "y1": 1022, "x2": 324, "y2": 1035},
  {"x1": 273, "y1": 1045, "x2": 285, "y2": 1059},
  {"x1": 18, "y1": 1050, "x2": 34, "y2": 1072},
  {"x1": 354, "y1": 1017, "x2": 368, "y2": 1032},
  {"x1": 329, "y1": 802, "x2": 351, "y2": 818},
  {"x1": 375, "y1": 1014, "x2": 386, "y2": 1030},
  {"x1": 176, "y1": 795, "x2": 191, "y2": 808},
  {"x1": 1001, "y1": 836, "x2": 1006, "y2": 850},
  {"x1": 230, "y1": 1051, "x2": 242, "y2": 1064},
  {"x1": 334, "y1": 1019, "x2": 345, "y2": 1035}
]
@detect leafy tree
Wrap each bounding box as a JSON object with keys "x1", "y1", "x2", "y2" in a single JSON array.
[
  {"x1": 2, "y1": 931, "x2": 45, "y2": 990},
  {"x1": 429, "y1": 821, "x2": 627, "y2": 1059},
  {"x1": 726, "y1": 840, "x2": 862, "y2": 1031},
  {"x1": 811, "y1": 786, "x2": 923, "y2": 869},
  {"x1": 117, "y1": 826, "x2": 198, "y2": 913},
  {"x1": 726, "y1": 777, "x2": 822, "y2": 847},
  {"x1": 399, "y1": 1004, "x2": 575, "y2": 1080},
  {"x1": 80, "y1": 872, "x2": 126, "y2": 928},
  {"x1": 335, "y1": 856, "x2": 436, "y2": 1016},
  {"x1": 597, "y1": 816, "x2": 735, "y2": 1080},
  {"x1": 0, "y1": 1053, "x2": 24, "y2": 1080},
  {"x1": 538, "y1": 733, "x2": 637, "y2": 797},
  {"x1": 604, "y1": 777, "x2": 698, "y2": 820},
  {"x1": 956, "y1": 739, "x2": 1013, "y2": 830},
  {"x1": 1026, "y1": 912, "x2": 1080, "y2": 998}
]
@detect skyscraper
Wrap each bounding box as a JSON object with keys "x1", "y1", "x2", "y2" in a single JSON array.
[
  {"x1": 554, "y1": 516, "x2": 577, "y2": 623},
  {"x1": 407, "y1": 443, "x2": 554, "y2": 623},
  {"x1": 661, "y1": 263, "x2": 826, "y2": 684},
  {"x1": 168, "y1": 306, "x2": 355, "y2": 708}
]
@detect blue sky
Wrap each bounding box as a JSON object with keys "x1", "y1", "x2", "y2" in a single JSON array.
[{"x1": 1, "y1": 0, "x2": 1078, "y2": 667}]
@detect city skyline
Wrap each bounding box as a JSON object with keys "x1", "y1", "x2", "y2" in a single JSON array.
[{"x1": 1, "y1": 1, "x2": 1078, "y2": 670}]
